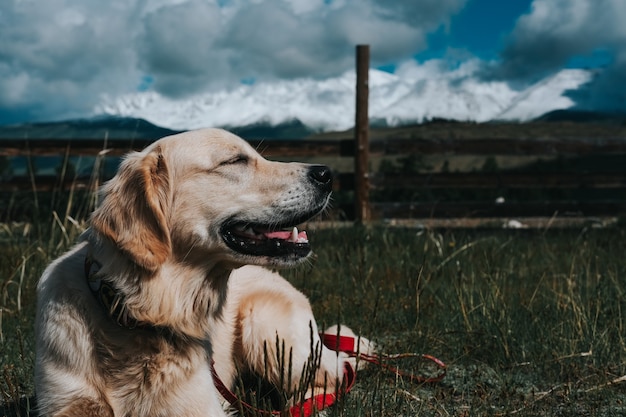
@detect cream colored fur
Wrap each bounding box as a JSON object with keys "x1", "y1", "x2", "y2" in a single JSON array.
[{"x1": 35, "y1": 128, "x2": 370, "y2": 417}]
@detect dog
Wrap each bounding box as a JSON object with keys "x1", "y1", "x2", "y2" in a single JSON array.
[{"x1": 35, "y1": 128, "x2": 372, "y2": 417}]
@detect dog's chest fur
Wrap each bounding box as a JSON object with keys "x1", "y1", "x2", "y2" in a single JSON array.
[{"x1": 97, "y1": 329, "x2": 215, "y2": 416}]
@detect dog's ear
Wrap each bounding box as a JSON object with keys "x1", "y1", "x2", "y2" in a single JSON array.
[{"x1": 91, "y1": 145, "x2": 171, "y2": 271}]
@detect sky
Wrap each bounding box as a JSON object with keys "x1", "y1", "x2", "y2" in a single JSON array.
[{"x1": 0, "y1": 0, "x2": 624, "y2": 127}]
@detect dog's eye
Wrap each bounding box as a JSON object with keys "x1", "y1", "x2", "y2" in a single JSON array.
[{"x1": 222, "y1": 154, "x2": 248, "y2": 166}]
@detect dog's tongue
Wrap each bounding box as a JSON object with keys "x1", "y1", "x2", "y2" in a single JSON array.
[{"x1": 265, "y1": 227, "x2": 308, "y2": 243}]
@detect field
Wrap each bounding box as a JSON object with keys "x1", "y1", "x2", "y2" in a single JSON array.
[{"x1": 1, "y1": 210, "x2": 626, "y2": 416}]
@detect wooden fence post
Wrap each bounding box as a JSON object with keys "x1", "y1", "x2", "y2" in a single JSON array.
[{"x1": 354, "y1": 44, "x2": 370, "y2": 223}]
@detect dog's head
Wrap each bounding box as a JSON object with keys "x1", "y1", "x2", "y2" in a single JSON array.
[{"x1": 90, "y1": 128, "x2": 332, "y2": 271}]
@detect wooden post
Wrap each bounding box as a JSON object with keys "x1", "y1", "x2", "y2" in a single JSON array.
[{"x1": 354, "y1": 44, "x2": 370, "y2": 223}]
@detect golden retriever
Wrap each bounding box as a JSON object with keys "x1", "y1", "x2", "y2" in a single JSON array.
[{"x1": 35, "y1": 128, "x2": 371, "y2": 417}]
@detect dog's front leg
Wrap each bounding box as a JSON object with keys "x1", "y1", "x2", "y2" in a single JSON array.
[{"x1": 47, "y1": 397, "x2": 114, "y2": 417}]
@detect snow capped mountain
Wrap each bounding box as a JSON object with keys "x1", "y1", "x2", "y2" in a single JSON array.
[
  {"x1": 97, "y1": 67, "x2": 593, "y2": 132},
  {"x1": 496, "y1": 69, "x2": 592, "y2": 121}
]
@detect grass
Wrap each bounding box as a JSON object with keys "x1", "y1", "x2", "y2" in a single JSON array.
[
  {"x1": 2, "y1": 212, "x2": 626, "y2": 416},
  {"x1": 287, "y1": 225, "x2": 626, "y2": 416}
]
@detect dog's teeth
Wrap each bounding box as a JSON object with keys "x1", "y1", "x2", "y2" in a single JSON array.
[{"x1": 291, "y1": 227, "x2": 298, "y2": 242}]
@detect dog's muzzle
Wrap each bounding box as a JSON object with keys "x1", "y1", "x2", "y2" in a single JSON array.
[{"x1": 220, "y1": 165, "x2": 332, "y2": 263}]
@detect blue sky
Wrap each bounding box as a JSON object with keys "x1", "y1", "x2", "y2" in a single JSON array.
[
  {"x1": 417, "y1": 0, "x2": 533, "y2": 62},
  {"x1": 0, "y1": 0, "x2": 624, "y2": 127}
]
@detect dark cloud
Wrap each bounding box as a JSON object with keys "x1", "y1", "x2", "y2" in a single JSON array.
[
  {"x1": 136, "y1": 0, "x2": 455, "y2": 92},
  {"x1": 215, "y1": 2, "x2": 421, "y2": 79},
  {"x1": 486, "y1": 0, "x2": 626, "y2": 79},
  {"x1": 0, "y1": 0, "x2": 139, "y2": 123},
  {"x1": 568, "y1": 57, "x2": 626, "y2": 112},
  {"x1": 135, "y1": 0, "x2": 227, "y2": 95},
  {"x1": 371, "y1": 0, "x2": 466, "y2": 27}
]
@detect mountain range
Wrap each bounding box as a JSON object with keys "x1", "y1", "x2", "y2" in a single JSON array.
[
  {"x1": 94, "y1": 67, "x2": 606, "y2": 133},
  {"x1": 1, "y1": 109, "x2": 624, "y2": 143},
  {"x1": 1, "y1": 66, "x2": 625, "y2": 140}
]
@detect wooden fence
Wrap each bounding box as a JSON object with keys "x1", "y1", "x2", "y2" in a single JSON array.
[
  {"x1": 1, "y1": 45, "x2": 625, "y2": 225},
  {"x1": 1, "y1": 135, "x2": 626, "y2": 224}
]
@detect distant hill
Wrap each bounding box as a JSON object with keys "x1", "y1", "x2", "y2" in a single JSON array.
[
  {"x1": 535, "y1": 109, "x2": 626, "y2": 124},
  {"x1": 0, "y1": 117, "x2": 316, "y2": 140},
  {"x1": 1, "y1": 112, "x2": 625, "y2": 144},
  {"x1": 309, "y1": 117, "x2": 626, "y2": 142},
  {"x1": 227, "y1": 119, "x2": 316, "y2": 139},
  {"x1": 0, "y1": 116, "x2": 180, "y2": 140}
]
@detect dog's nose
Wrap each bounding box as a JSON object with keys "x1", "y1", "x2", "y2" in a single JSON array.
[{"x1": 308, "y1": 165, "x2": 333, "y2": 190}]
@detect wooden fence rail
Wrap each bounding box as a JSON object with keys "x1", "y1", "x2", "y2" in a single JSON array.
[
  {"x1": 4, "y1": 136, "x2": 626, "y2": 157},
  {"x1": 0, "y1": 138, "x2": 354, "y2": 158},
  {"x1": 373, "y1": 201, "x2": 626, "y2": 220},
  {"x1": 4, "y1": 171, "x2": 626, "y2": 193},
  {"x1": 372, "y1": 172, "x2": 626, "y2": 189}
]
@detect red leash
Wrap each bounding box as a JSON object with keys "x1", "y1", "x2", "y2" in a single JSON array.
[
  {"x1": 321, "y1": 334, "x2": 447, "y2": 384},
  {"x1": 213, "y1": 333, "x2": 445, "y2": 416}
]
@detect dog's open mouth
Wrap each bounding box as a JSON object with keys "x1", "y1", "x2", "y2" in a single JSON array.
[{"x1": 221, "y1": 222, "x2": 312, "y2": 259}]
